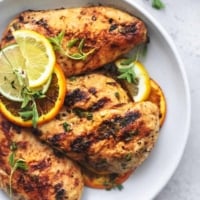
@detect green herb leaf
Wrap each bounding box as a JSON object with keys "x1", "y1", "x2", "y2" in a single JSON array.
[
  {"x1": 48, "y1": 32, "x2": 95, "y2": 61},
  {"x1": 48, "y1": 31, "x2": 65, "y2": 52},
  {"x1": 152, "y1": 0, "x2": 165, "y2": 9},
  {"x1": 8, "y1": 143, "x2": 28, "y2": 199},
  {"x1": 62, "y1": 122, "x2": 72, "y2": 132},
  {"x1": 19, "y1": 110, "x2": 33, "y2": 120},
  {"x1": 117, "y1": 65, "x2": 137, "y2": 83},
  {"x1": 15, "y1": 159, "x2": 28, "y2": 171},
  {"x1": 19, "y1": 87, "x2": 46, "y2": 127},
  {"x1": 32, "y1": 101, "x2": 39, "y2": 128},
  {"x1": 9, "y1": 152, "x2": 16, "y2": 168},
  {"x1": 116, "y1": 184, "x2": 124, "y2": 191},
  {"x1": 66, "y1": 52, "x2": 86, "y2": 60},
  {"x1": 116, "y1": 44, "x2": 148, "y2": 84},
  {"x1": 67, "y1": 38, "x2": 79, "y2": 48}
]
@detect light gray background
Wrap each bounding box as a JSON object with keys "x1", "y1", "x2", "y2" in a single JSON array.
[{"x1": 135, "y1": 0, "x2": 200, "y2": 199}]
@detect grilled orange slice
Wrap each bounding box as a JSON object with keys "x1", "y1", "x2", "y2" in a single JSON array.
[
  {"x1": 82, "y1": 167, "x2": 134, "y2": 189},
  {"x1": 0, "y1": 64, "x2": 66, "y2": 127},
  {"x1": 148, "y1": 79, "x2": 167, "y2": 126}
]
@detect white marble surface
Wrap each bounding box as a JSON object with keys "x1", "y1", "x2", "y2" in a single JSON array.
[{"x1": 135, "y1": 0, "x2": 200, "y2": 199}]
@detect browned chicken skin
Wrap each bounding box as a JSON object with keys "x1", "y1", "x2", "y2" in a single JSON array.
[
  {"x1": 36, "y1": 73, "x2": 160, "y2": 175},
  {"x1": 0, "y1": 114, "x2": 83, "y2": 200},
  {"x1": 0, "y1": 6, "x2": 148, "y2": 77}
]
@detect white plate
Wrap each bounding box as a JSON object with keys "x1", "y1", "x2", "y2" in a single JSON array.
[{"x1": 0, "y1": 0, "x2": 191, "y2": 200}]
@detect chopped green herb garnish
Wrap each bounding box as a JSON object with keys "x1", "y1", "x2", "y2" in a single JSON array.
[
  {"x1": 115, "y1": 92, "x2": 120, "y2": 100},
  {"x1": 116, "y1": 44, "x2": 147, "y2": 84},
  {"x1": 125, "y1": 153, "x2": 132, "y2": 161},
  {"x1": 73, "y1": 108, "x2": 93, "y2": 120},
  {"x1": 19, "y1": 88, "x2": 46, "y2": 128},
  {"x1": 116, "y1": 184, "x2": 124, "y2": 191},
  {"x1": 117, "y1": 63, "x2": 137, "y2": 83},
  {"x1": 62, "y1": 122, "x2": 72, "y2": 132},
  {"x1": 48, "y1": 31, "x2": 95, "y2": 61},
  {"x1": 152, "y1": 0, "x2": 165, "y2": 9},
  {"x1": 8, "y1": 142, "x2": 28, "y2": 199}
]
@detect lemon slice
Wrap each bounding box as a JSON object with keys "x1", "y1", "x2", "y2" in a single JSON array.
[
  {"x1": 0, "y1": 44, "x2": 25, "y2": 101},
  {"x1": 13, "y1": 29, "x2": 55, "y2": 88},
  {"x1": 0, "y1": 44, "x2": 54, "y2": 102},
  {"x1": 116, "y1": 59, "x2": 151, "y2": 102}
]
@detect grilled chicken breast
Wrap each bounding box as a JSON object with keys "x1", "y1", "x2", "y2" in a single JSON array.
[
  {"x1": 35, "y1": 73, "x2": 160, "y2": 175},
  {"x1": 0, "y1": 6, "x2": 147, "y2": 77},
  {"x1": 0, "y1": 114, "x2": 83, "y2": 200}
]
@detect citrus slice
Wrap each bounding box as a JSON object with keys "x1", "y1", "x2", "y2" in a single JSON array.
[
  {"x1": 82, "y1": 167, "x2": 134, "y2": 189},
  {"x1": 13, "y1": 29, "x2": 55, "y2": 88},
  {"x1": 0, "y1": 44, "x2": 53, "y2": 102},
  {"x1": 148, "y1": 79, "x2": 167, "y2": 126},
  {"x1": 116, "y1": 60, "x2": 151, "y2": 102},
  {"x1": 0, "y1": 63, "x2": 66, "y2": 127},
  {"x1": 0, "y1": 44, "x2": 25, "y2": 101}
]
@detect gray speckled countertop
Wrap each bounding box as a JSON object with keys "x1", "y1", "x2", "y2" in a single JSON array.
[{"x1": 135, "y1": 0, "x2": 200, "y2": 199}]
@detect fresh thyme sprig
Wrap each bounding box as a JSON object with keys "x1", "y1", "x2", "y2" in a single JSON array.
[
  {"x1": 48, "y1": 31, "x2": 95, "y2": 60},
  {"x1": 152, "y1": 0, "x2": 165, "y2": 10},
  {"x1": 8, "y1": 142, "x2": 28, "y2": 199},
  {"x1": 19, "y1": 87, "x2": 46, "y2": 128},
  {"x1": 117, "y1": 44, "x2": 147, "y2": 83},
  {"x1": 117, "y1": 63, "x2": 137, "y2": 83}
]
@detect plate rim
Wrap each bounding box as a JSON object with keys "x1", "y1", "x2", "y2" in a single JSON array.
[{"x1": 126, "y1": 0, "x2": 191, "y2": 197}]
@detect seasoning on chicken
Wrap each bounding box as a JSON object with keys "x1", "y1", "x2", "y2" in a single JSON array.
[
  {"x1": 35, "y1": 73, "x2": 160, "y2": 175},
  {"x1": 0, "y1": 114, "x2": 83, "y2": 200},
  {"x1": 0, "y1": 6, "x2": 148, "y2": 77}
]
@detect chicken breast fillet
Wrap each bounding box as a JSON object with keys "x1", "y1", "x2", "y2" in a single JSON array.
[
  {"x1": 35, "y1": 73, "x2": 160, "y2": 175},
  {"x1": 0, "y1": 114, "x2": 83, "y2": 200},
  {"x1": 0, "y1": 6, "x2": 147, "y2": 77}
]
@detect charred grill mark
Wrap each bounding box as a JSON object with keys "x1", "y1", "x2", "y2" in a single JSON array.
[
  {"x1": 120, "y1": 129, "x2": 139, "y2": 142},
  {"x1": 70, "y1": 111, "x2": 141, "y2": 153},
  {"x1": 70, "y1": 136, "x2": 92, "y2": 153},
  {"x1": 96, "y1": 111, "x2": 141, "y2": 141},
  {"x1": 88, "y1": 97, "x2": 110, "y2": 111},
  {"x1": 47, "y1": 133, "x2": 65, "y2": 148},
  {"x1": 1, "y1": 120, "x2": 12, "y2": 133},
  {"x1": 30, "y1": 159, "x2": 51, "y2": 171},
  {"x1": 108, "y1": 18, "x2": 114, "y2": 24},
  {"x1": 32, "y1": 128, "x2": 42, "y2": 137},
  {"x1": 64, "y1": 89, "x2": 88, "y2": 107},
  {"x1": 118, "y1": 23, "x2": 137, "y2": 35},
  {"x1": 35, "y1": 18, "x2": 48, "y2": 29},
  {"x1": 18, "y1": 15, "x2": 24, "y2": 22},
  {"x1": 18, "y1": 174, "x2": 51, "y2": 195},
  {"x1": 3, "y1": 30, "x2": 14, "y2": 43},
  {"x1": 17, "y1": 141, "x2": 28, "y2": 149},
  {"x1": 109, "y1": 24, "x2": 118, "y2": 32},
  {"x1": 11, "y1": 124, "x2": 22, "y2": 134},
  {"x1": 54, "y1": 183, "x2": 68, "y2": 200},
  {"x1": 121, "y1": 112, "x2": 141, "y2": 127},
  {"x1": 88, "y1": 87, "x2": 97, "y2": 95}
]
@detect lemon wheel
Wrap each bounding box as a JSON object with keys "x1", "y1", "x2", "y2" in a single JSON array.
[
  {"x1": 116, "y1": 60, "x2": 151, "y2": 102},
  {"x1": 13, "y1": 29, "x2": 56, "y2": 88}
]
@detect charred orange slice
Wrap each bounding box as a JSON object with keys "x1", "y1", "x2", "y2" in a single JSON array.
[
  {"x1": 0, "y1": 64, "x2": 66, "y2": 127},
  {"x1": 82, "y1": 167, "x2": 134, "y2": 190},
  {"x1": 148, "y1": 79, "x2": 167, "y2": 126}
]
